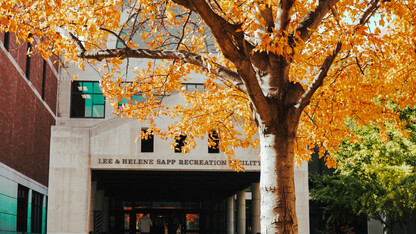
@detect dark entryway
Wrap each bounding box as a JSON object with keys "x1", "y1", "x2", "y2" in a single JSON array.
[
  {"x1": 122, "y1": 207, "x2": 202, "y2": 234},
  {"x1": 92, "y1": 170, "x2": 259, "y2": 234}
]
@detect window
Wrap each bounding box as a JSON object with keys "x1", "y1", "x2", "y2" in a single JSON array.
[
  {"x1": 70, "y1": 81, "x2": 105, "y2": 118},
  {"x1": 141, "y1": 128, "x2": 154, "y2": 152},
  {"x1": 119, "y1": 95, "x2": 146, "y2": 106},
  {"x1": 17, "y1": 185, "x2": 29, "y2": 232},
  {"x1": 41, "y1": 60, "x2": 47, "y2": 100},
  {"x1": 174, "y1": 134, "x2": 187, "y2": 153},
  {"x1": 186, "y1": 214, "x2": 200, "y2": 231},
  {"x1": 208, "y1": 130, "x2": 220, "y2": 153},
  {"x1": 31, "y1": 191, "x2": 43, "y2": 233},
  {"x1": 115, "y1": 82, "x2": 165, "y2": 109},
  {"x1": 183, "y1": 83, "x2": 205, "y2": 92},
  {"x1": 25, "y1": 43, "x2": 31, "y2": 80},
  {"x1": 4, "y1": 32, "x2": 9, "y2": 51}
]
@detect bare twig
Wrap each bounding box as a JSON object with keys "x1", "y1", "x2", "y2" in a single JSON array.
[{"x1": 100, "y1": 27, "x2": 129, "y2": 48}]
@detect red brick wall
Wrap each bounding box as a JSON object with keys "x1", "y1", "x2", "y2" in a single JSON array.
[
  {"x1": 29, "y1": 44, "x2": 44, "y2": 94},
  {"x1": 0, "y1": 32, "x2": 57, "y2": 186},
  {"x1": 7, "y1": 34, "x2": 28, "y2": 72}
]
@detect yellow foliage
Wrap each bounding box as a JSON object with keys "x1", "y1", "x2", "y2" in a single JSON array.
[{"x1": 2, "y1": 0, "x2": 416, "y2": 169}]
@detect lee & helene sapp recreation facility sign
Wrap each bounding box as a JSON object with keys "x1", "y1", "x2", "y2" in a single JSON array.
[{"x1": 94, "y1": 156, "x2": 261, "y2": 170}]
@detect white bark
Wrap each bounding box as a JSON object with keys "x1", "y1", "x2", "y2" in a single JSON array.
[{"x1": 259, "y1": 128, "x2": 297, "y2": 233}]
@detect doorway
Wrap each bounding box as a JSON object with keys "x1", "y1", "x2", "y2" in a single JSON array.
[{"x1": 123, "y1": 208, "x2": 201, "y2": 234}]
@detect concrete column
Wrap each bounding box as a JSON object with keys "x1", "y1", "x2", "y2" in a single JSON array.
[
  {"x1": 95, "y1": 190, "x2": 104, "y2": 210},
  {"x1": 295, "y1": 162, "x2": 310, "y2": 234},
  {"x1": 103, "y1": 196, "x2": 110, "y2": 232},
  {"x1": 237, "y1": 190, "x2": 246, "y2": 234},
  {"x1": 27, "y1": 189, "x2": 32, "y2": 232},
  {"x1": 226, "y1": 195, "x2": 235, "y2": 234},
  {"x1": 42, "y1": 195, "x2": 47, "y2": 233},
  {"x1": 47, "y1": 127, "x2": 91, "y2": 234},
  {"x1": 90, "y1": 181, "x2": 97, "y2": 233},
  {"x1": 251, "y1": 183, "x2": 260, "y2": 234},
  {"x1": 95, "y1": 190, "x2": 105, "y2": 233},
  {"x1": 368, "y1": 218, "x2": 385, "y2": 234}
]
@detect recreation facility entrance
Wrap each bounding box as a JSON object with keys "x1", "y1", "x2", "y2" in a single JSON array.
[
  {"x1": 122, "y1": 205, "x2": 203, "y2": 234},
  {"x1": 47, "y1": 118, "x2": 309, "y2": 233},
  {"x1": 92, "y1": 170, "x2": 260, "y2": 234}
]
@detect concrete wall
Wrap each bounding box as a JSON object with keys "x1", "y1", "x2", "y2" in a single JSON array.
[
  {"x1": 367, "y1": 216, "x2": 416, "y2": 234},
  {"x1": 48, "y1": 116, "x2": 310, "y2": 233},
  {"x1": 47, "y1": 127, "x2": 91, "y2": 234},
  {"x1": 50, "y1": 44, "x2": 309, "y2": 234},
  {"x1": 295, "y1": 162, "x2": 309, "y2": 234}
]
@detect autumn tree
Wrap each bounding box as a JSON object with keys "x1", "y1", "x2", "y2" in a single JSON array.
[
  {"x1": 310, "y1": 106, "x2": 416, "y2": 233},
  {"x1": 2, "y1": 0, "x2": 416, "y2": 233}
]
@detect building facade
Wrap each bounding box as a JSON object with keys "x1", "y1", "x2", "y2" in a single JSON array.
[
  {"x1": 46, "y1": 57, "x2": 310, "y2": 234},
  {"x1": 0, "y1": 32, "x2": 58, "y2": 233}
]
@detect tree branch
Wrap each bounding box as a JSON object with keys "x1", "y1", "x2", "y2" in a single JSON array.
[
  {"x1": 295, "y1": 41, "x2": 342, "y2": 110},
  {"x1": 68, "y1": 32, "x2": 86, "y2": 53},
  {"x1": 100, "y1": 27, "x2": 128, "y2": 48},
  {"x1": 172, "y1": 0, "x2": 270, "y2": 122},
  {"x1": 355, "y1": 0, "x2": 381, "y2": 25},
  {"x1": 173, "y1": 10, "x2": 192, "y2": 51},
  {"x1": 295, "y1": 0, "x2": 383, "y2": 110},
  {"x1": 173, "y1": 0, "x2": 243, "y2": 63},
  {"x1": 294, "y1": 0, "x2": 340, "y2": 42},
  {"x1": 80, "y1": 48, "x2": 246, "y2": 92},
  {"x1": 276, "y1": 0, "x2": 295, "y2": 31}
]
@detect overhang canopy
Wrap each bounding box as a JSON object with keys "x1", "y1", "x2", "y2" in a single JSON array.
[{"x1": 92, "y1": 170, "x2": 260, "y2": 201}]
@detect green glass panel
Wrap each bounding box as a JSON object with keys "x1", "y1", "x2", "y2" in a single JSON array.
[
  {"x1": 92, "y1": 94, "x2": 105, "y2": 104},
  {"x1": 0, "y1": 213, "x2": 17, "y2": 231},
  {"x1": 119, "y1": 98, "x2": 128, "y2": 105},
  {"x1": 93, "y1": 82, "x2": 101, "y2": 93},
  {"x1": 85, "y1": 98, "x2": 93, "y2": 117},
  {"x1": 120, "y1": 95, "x2": 145, "y2": 105},
  {"x1": 133, "y1": 95, "x2": 146, "y2": 102},
  {"x1": 93, "y1": 105, "x2": 105, "y2": 118},
  {"x1": 85, "y1": 105, "x2": 92, "y2": 117},
  {"x1": 82, "y1": 82, "x2": 93, "y2": 93},
  {"x1": 42, "y1": 199, "x2": 47, "y2": 234},
  {"x1": 117, "y1": 31, "x2": 128, "y2": 48},
  {"x1": 0, "y1": 194, "x2": 17, "y2": 214}
]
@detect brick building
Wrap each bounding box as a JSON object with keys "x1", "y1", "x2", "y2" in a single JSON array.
[{"x1": 0, "y1": 32, "x2": 58, "y2": 233}]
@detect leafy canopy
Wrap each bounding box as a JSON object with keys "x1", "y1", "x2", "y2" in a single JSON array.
[
  {"x1": 1, "y1": 0, "x2": 416, "y2": 168},
  {"x1": 310, "y1": 106, "x2": 416, "y2": 231}
]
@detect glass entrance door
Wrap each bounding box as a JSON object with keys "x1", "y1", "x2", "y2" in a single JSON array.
[
  {"x1": 185, "y1": 213, "x2": 200, "y2": 234},
  {"x1": 152, "y1": 213, "x2": 168, "y2": 234},
  {"x1": 123, "y1": 211, "x2": 143, "y2": 234},
  {"x1": 123, "y1": 209, "x2": 200, "y2": 234},
  {"x1": 122, "y1": 211, "x2": 133, "y2": 234},
  {"x1": 150, "y1": 210, "x2": 183, "y2": 234}
]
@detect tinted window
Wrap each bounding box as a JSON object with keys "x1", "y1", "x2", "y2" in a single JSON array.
[
  {"x1": 208, "y1": 130, "x2": 220, "y2": 153},
  {"x1": 175, "y1": 134, "x2": 187, "y2": 153},
  {"x1": 141, "y1": 128, "x2": 154, "y2": 153},
  {"x1": 31, "y1": 191, "x2": 43, "y2": 233},
  {"x1": 17, "y1": 185, "x2": 29, "y2": 232},
  {"x1": 70, "y1": 81, "x2": 105, "y2": 118}
]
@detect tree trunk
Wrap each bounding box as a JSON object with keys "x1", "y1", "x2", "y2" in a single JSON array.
[
  {"x1": 259, "y1": 110, "x2": 299, "y2": 234},
  {"x1": 385, "y1": 215, "x2": 394, "y2": 234}
]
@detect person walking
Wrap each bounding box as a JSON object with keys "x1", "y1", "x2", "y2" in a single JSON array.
[{"x1": 138, "y1": 213, "x2": 153, "y2": 234}]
